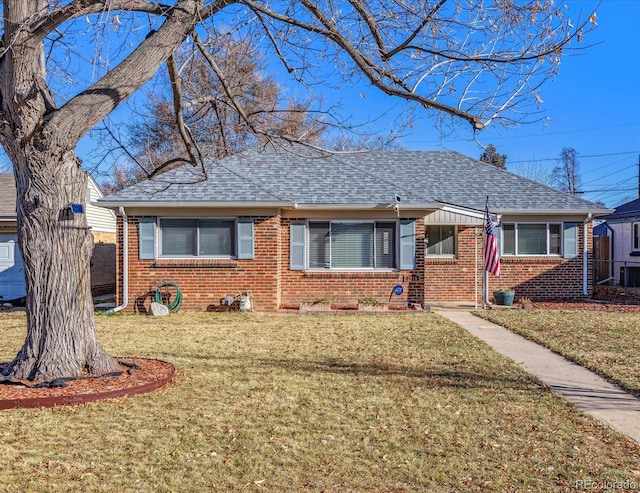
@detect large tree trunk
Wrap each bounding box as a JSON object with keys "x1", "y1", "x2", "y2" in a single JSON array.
[
  {"x1": 1, "y1": 147, "x2": 120, "y2": 381},
  {"x1": 0, "y1": 0, "x2": 202, "y2": 381}
]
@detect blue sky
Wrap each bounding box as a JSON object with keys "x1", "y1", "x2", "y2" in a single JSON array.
[
  {"x1": 70, "y1": 1, "x2": 638, "y2": 208},
  {"x1": 346, "y1": 0, "x2": 640, "y2": 208}
]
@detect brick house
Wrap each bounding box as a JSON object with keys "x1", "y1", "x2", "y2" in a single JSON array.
[{"x1": 97, "y1": 148, "x2": 609, "y2": 312}]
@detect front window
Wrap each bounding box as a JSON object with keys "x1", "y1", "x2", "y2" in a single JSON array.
[
  {"x1": 160, "y1": 219, "x2": 235, "y2": 257},
  {"x1": 426, "y1": 225, "x2": 456, "y2": 256},
  {"x1": 308, "y1": 221, "x2": 396, "y2": 269},
  {"x1": 501, "y1": 223, "x2": 561, "y2": 255},
  {"x1": 634, "y1": 223, "x2": 640, "y2": 251}
]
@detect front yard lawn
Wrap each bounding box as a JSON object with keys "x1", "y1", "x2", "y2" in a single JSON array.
[
  {"x1": 0, "y1": 312, "x2": 638, "y2": 492},
  {"x1": 476, "y1": 309, "x2": 640, "y2": 397}
]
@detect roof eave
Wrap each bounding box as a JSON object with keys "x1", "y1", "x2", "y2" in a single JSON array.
[
  {"x1": 97, "y1": 200, "x2": 444, "y2": 211},
  {"x1": 496, "y1": 208, "x2": 613, "y2": 216},
  {"x1": 97, "y1": 200, "x2": 613, "y2": 217},
  {"x1": 291, "y1": 202, "x2": 442, "y2": 211},
  {"x1": 97, "y1": 200, "x2": 296, "y2": 210}
]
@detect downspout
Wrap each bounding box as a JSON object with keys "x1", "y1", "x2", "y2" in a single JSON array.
[
  {"x1": 583, "y1": 213, "x2": 592, "y2": 296},
  {"x1": 106, "y1": 207, "x2": 128, "y2": 314}
]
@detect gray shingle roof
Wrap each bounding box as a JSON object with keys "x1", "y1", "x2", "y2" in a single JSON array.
[
  {"x1": 99, "y1": 149, "x2": 608, "y2": 213},
  {"x1": 0, "y1": 174, "x2": 16, "y2": 217}
]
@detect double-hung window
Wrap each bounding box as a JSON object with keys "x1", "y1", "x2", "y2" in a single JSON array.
[
  {"x1": 426, "y1": 225, "x2": 456, "y2": 256},
  {"x1": 501, "y1": 223, "x2": 563, "y2": 256},
  {"x1": 160, "y1": 219, "x2": 235, "y2": 257}
]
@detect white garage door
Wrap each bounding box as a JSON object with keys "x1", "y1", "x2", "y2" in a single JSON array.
[{"x1": 0, "y1": 234, "x2": 26, "y2": 300}]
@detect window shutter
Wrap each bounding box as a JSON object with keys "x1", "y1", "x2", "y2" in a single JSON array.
[
  {"x1": 399, "y1": 220, "x2": 416, "y2": 270},
  {"x1": 290, "y1": 222, "x2": 306, "y2": 270},
  {"x1": 237, "y1": 219, "x2": 254, "y2": 259},
  {"x1": 138, "y1": 218, "x2": 156, "y2": 259},
  {"x1": 563, "y1": 223, "x2": 579, "y2": 259}
]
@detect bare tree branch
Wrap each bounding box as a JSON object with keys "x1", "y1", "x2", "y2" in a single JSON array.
[
  {"x1": 31, "y1": 0, "x2": 174, "y2": 41},
  {"x1": 192, "y1": 31, "x2": 259, "y2": 135},
  {"x1": 166, "y1": 53, "x2": 204, "y2": 168},
  {"x1": 43, "y1": 0, "x2": 235, "y2": 145}
]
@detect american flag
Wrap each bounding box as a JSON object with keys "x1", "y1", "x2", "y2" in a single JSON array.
[{"x1": 484, "y1": 205, "x2": 501, "y2": 277}]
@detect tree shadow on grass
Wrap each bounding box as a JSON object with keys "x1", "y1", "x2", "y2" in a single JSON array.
[
  {"x1": 172, "y1": 353, "x2": 545, "y2": 393},
  {"x1": 258, "y1": 357, "x2": 543, "y2": 391}
]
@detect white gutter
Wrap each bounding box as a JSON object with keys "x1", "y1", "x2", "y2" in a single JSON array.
[
  {"x1": 496, "y1": 208, "x2": 613, "y2": 216},
  {"x1": 583, "y1": 213, "x2": 592, "y2": 296},
  {"x1": 95, "y1": 200, "x2": 447, "y2": 211},
  {"x1": 106, "y1": 207, "x2": 128, "y2": 314},
  {"x1": 282, "y1": 202, "x2": 443, "y2": 210},
  {"x1": 97, "y1": 201, "x2": 612, "y2": 217}
]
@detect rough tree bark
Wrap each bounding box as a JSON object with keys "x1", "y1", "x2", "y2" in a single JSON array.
[
  {"x1": 3, "y1": 151, "x2": 120, "y2": 380},
  {"x1": 0, "y1": 1, "x2": 113, "y2": 379},
  {"x1": 0, "y1": 0, "x2": 202, "y2": 380}
]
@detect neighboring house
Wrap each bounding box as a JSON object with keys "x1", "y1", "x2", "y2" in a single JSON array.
[
  {"x1": 97, "y1": 148, "x2": 610, "y2": 312},
  {"x1": 0, "y1": 174, "x2": 117, "y2": 300},
  {"x1": 598, "y1": 198, "x2": 640, "y2": 287}
]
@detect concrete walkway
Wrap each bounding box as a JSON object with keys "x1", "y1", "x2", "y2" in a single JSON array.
[{"x1": 436, "y1": 309, "x2": 640, "y2": 445}]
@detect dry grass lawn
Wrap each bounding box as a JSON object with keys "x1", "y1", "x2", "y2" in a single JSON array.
[
  {"x1": 0, "y1": 312, "x2": 639, "y2": 492},
  {"x1": 476, "y1": 308, "x2": 640, "y2": 397}
]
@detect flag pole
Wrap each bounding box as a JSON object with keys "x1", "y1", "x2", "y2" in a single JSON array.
[
  {"x1": 482, "y1": 197, "x2": 502, "y2": 308},
  {"x1": 483, "y1": 196, "x2": 489, "y2": 309},
  {"x1": 483, "y1": 197, "x2": 500, "y2": 308},
  {"x1": 474, "y1": 226, "x2": 478, "y2": 310}
]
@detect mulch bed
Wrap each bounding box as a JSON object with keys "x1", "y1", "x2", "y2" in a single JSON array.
[{"x1": 0, "y1": 358, "x2": 174, "y2": 410}]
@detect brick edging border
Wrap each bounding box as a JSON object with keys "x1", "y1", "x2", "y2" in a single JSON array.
[{"x1": 0, "y1": 358, "x2": 175, "y2": 410}]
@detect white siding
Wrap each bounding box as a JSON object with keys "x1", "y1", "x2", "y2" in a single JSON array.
[
  {"x1": 87, "y1": 178, "x2": 116, "y2": 233},
  {"x1": 424, "y1": 210, "x2": 483, "y2": 226}
]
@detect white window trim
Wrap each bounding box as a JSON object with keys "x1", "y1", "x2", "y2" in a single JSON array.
[
  {"x1": 425, "y1": 224, "x2": 458, "y2": 257},
  {"x1": 158, "y1": 217, "x2": 237, "y2": 259},
  {"x1": 306, "y1": 219, "x2": 399, "y2": 271},
  {"x1": 501, "y1": 222, "x2": 563, "y2": 257}
]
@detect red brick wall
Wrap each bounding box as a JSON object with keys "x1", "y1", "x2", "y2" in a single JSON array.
[
  {"x1": 423, "y1": 225, "x2": 480, "y2": 302},
  {"x1": 116, "y1": 216, "x2": 281, "y2": 312},
  {"x1": 490, "y1": 221, "x2": 592, "y2": 300},
  {"x1": 116, "y1": 215, "x2": 594, "y2": 312},
  {"x1": 279, "y1": 218, "x2": 425, "y2": 308},
  {"x1": 421, "y1": 224, "x2": 592, "y2": 303}
]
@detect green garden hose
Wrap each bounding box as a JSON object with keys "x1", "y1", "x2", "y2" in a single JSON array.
[{"x1": 155, "y1": 283, "x2": 183, "y2": 312}]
